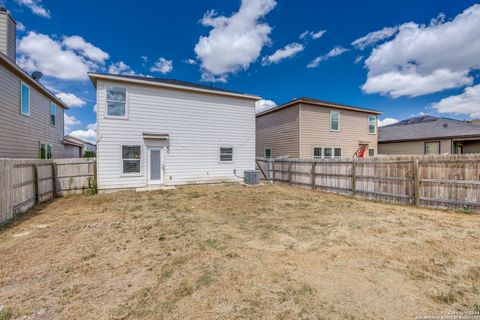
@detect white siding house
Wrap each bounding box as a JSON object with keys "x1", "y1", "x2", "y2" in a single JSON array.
[{"x1": 89, "y1": 73, "x2": 259, "y2": 191}]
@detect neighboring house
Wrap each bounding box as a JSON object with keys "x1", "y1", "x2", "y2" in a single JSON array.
[
  {"x1": 88, "y1": 73, "x2": 259, "y2": 191},
  {"x1": 0, "y1": 8, "x2": 70, "y2": 159},
  {"x1": 379, "y1": 116, "x2": 480, "y2": 155},
  {"x1": 256, "y1": 97, "x2": 382, "y2": 159},
  {"x1": 63, "y1": 135, "x2": 97, "y2": 158}
]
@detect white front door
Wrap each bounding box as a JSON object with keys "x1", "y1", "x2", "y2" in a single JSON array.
[{"x1": 147, "y1": 147, "x2": 164, "y2": 185}]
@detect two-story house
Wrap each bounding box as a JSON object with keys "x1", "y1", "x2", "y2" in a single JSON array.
[
  {"x1": 88, "y1": 73, "x2": 259, "y2": 191},
  {"x1": 0, "y1": 8, "x2": 69, "y2": 159},
  {"x1": 256, "y1": 97, "x2": 382, "y2": 159}
]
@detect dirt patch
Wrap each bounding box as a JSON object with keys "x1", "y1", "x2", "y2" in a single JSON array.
[{"x1": 0, "y1": 184, "x2": 479, "y2": 319}]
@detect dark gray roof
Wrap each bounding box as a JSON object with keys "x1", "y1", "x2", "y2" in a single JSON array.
[
  {"x1": 90, "y1": 73, "x2": 246, "y2": 95},
  {"x1": 379, "y1": 116, "x2": 480, "y2": 142}
]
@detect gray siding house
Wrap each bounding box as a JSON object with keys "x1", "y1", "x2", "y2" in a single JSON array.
[
  {"x1": 0, "y1": 8, "x2": 69, "y2": 159},
  {"x1": 379, "y1": 116, "x2": 480, "y2": 155}
]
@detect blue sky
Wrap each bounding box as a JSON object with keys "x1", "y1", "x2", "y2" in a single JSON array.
[{"x1": 3, "y1": 0, "x2": 480, "y2": 142}]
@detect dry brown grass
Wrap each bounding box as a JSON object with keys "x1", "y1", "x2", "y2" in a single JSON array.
[{"x1": 0, "y1": 184, "x2": 479, "y2": 320}]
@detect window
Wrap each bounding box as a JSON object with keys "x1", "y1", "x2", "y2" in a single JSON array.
[
  {"x1": 40, "y1": 143, "x2": 52, "y2": 159},
  {"x1": 50, "y1": 103, "x2": 57, "y2": 126},
  {"x1": 369, "y1": 149, "x2": 375, "y2": 157},
  {"x1": 324, "y1": 147, "x2": 333, "y2": 158},
  {"x1": 313, "y1": 147, "x2": 322, "y2": 160},
  {"x1": 334, "y1": 148, "x2": 342, "y2": 158},
  {"x1": 330, "y1": 110, "x2": 340, "y2": 131},
  {"x1": 220, "y1": 147, "x2": 233, "y2": 162},
  {"x1": 107, "y1": 87, "x2": 127, "y2": 117},
  {"x1": 368, "y1": 115, "x2": 377, "y2": 134},
  {"x1": 122, "y1": 145, "x2": 141, "y2": 174},
  {"x1": 21, "y1": 82, "x2": 30, "y2": 116},
  {"x1": 264, "y1": 148, "x2": 272, "y2": 159},
  {"x1": 425, "y1": 141, "x2": 440, "y2": 155}
]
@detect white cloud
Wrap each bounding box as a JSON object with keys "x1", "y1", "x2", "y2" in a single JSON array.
[
  {"x1": 16, "y1": 22, "x2": 26, "y2": 32},
  {"x1": 150, "y1": 57, "x2": 173, "y2": 74},
  {"x1": 299, "y1": 30, "x2": 326, "y2": 40},
  {"x1": 255, "y1": 99, "x2": 277, "y2": 113},
  {"x1": 184, "y1": 58, "x2": 197, "y2": 65},
  {"x1": 62, "y1": 36, "x2": 109, "y2": 64},
  {"x1": 15, "y1": 0, "x2": 50, "y2": 18},
  {"x1": 17, "y1": 32, "x2": 108, "y2": 81},
  {"x1": 378, "y1": 117, "x2": 399, "y2": 127},
  {"x1": 194, "y1": 0, "x2": 276, "y2": 82},
  {"x1": 307, "y1": 46, "x2": 349, "y2": 68},
  {"x1": 55, "y1": 92, "x2": 87, "y2": 108},
  {"x1": 93, "y1": 104, "x2": 98, "y2": 113},
  {"x1": 351, "y1": 26, "x2": 399, "y2": 50},
  {"x1": 64, "y1": 113, "x2": 80, "y2": 132},
  {"x1": 431, "y1": 84, "x2": 480, "y2": 118},
  {"x1": 362, "y1": 4, "x2": 480, "y2": 98},
  {"x1": 354, "y1": 56, "x2": 364, "y2": 64},
  {"x1": 108, "y1": 61, "x2": 137, "y2": 75},
  {"x1": 70, "y1": 123, "x2": 97, "y2": 144},
  {"x1": 262, "y1": 42, "x2": 304, "y2": 65}
]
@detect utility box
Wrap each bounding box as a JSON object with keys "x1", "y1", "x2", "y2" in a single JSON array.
[{"x1": 244, "y1": 170, "x2": 260, "y2": 185}]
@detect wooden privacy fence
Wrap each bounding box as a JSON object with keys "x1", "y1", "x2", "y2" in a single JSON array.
[
  {"x1": 256, "y1": 154, "x2": 480, "y2": 212},
  {"x1": 0, "y1": 158, "x2": 95, "y2": 224}
]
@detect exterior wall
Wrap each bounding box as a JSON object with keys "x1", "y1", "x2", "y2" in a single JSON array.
[
  {"x1": 96, "y1": 80, "x2": 256, "y2": 190},
  {"x1": 460, "y1": 140, "x2": 480, "y2": 154},
  {"x1": 299, "y1": 103, "x2": 378, "y2": 158},
  {"x1": 0, "y1": 63, "x2": 65, "y2": 158},
  {"x1": 0, "y1": 11, "x2": 15, "y2": 62},
  {"x1": 63, "y1": 144, "x2": 82, "y2": 158},
  {"x1": 256, "y1": 105, "x2": 299, "y2": 158},
  {"x1": 379, "y1": 139, "x2": 453, "y2": 155}
]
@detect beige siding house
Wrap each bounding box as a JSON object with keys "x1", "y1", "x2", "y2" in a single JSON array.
[
  {"x1": 379, "y1": 116, "x2": 480, "y2": 155},
  {"x1": 256, "y1": 97, "x2": 382, "y2": 159},
  {"x1": 0, "y1": 8, "x2": 70, "y2": 159}
]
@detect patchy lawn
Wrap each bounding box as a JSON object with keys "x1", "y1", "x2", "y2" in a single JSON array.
[{"x1": 1, "y1": 184, "x2": 479, "y2": 320}]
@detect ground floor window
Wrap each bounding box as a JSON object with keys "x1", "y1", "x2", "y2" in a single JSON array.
[
  {"x1": 40, "y1": 143, "x2": 52, "y2": 159},
  {"x1": 368, "y1": 149, "x2": 375, "y2": 157},
  {"x1": 313, "y1": 147, "x2": 322, "y2": 160},
  {"x1": 425, "y1": 141, "x2": 440, "y2": 155},
  {"x1": 122, "y1": 145, "x2": 141, "y2": 174},
  {"x1": 220, "y1": 147, "x2": 233, "y2": 162},
  {"x1": 314, "y1": 147, "x2": 342, "y2": 159},
  {"x1": 264, "y1": 148, "x2": 271, "y2": 159},
  {"x1": 334, "y1": 148, "x2": 342, "y2": 158}
]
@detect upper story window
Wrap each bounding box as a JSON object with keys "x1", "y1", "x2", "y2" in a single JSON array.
[
  {"x1": 106, "y1": 87, "x2": 127, "y2": 118},
  {"x1": 330, "y1": 110, "x2": 340, "y2": 131},
  {"x1": 368, "y1": 115, "x2": 377, "y2": 134},
  {"x1": 50, "y1": 103, "x2": 57, "y2": 126},
  {"x1": 21, "y1": 82, "x2": 30, "y2": 116}
]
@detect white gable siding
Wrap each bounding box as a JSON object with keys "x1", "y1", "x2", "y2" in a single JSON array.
[{"x1": 96, "y1": 80, "x2": 256, "y2": 190}]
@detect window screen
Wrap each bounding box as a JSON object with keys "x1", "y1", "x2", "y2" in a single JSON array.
[
  {"x1": 330, "y1": 111, "x2": 340, "y2": 131},
  {"x1": 220, "y1": 147, "x2": 233, "y2": 162},
  {"x1": 107, "y1": 87, "x2": 127, "y2": 117},
  {"x1": 122, "y1": 145, "x2": 141, "y2": 173},
  {"x1": 314, "y1": 148, "x2": 322, "y2": 160}
]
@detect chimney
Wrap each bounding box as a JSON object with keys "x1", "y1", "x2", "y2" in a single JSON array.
[{"x1": 0, "y1": 7, "x2": 17, "y2": 62}]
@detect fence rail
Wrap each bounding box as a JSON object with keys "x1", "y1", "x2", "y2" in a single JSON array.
[
  {"x1": 0, "y1": 158, "x2": 95, "y2": 224},
  {"x1": 256, "y1": 154, "x2": 480, "y2": 212}
]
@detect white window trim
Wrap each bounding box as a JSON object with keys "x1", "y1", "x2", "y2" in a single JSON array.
[
  {"x1": 323, "y1": 147, "x2": 334, "y2": 159},
  {"x1": 121, "y1": 145, "x2": 142, "y2": 176},
  {"x1": 219, "y1": 146, "x2": 234, "y2": 163},
  {"x1": 106, "y1": 86, "x2": 128, "y2": 120},
  {"x1": 368, "y1": 115, "x2": 377, "y2": 135},
  {"x1": 40, "y1": 143, "x2": 52, "y2": 159},
  {"x1": 20, "y1": 81, "x2": 30, "y2": 116},
  {"x1": 330, "y1": 110, "x2": 340, "y2": 132},
  {"x1": 368, "y1": 148, "x2": 376, "y2": 157},
  {"x1": 334, "y1": 147, "x2": 343, "y2": 158},
  {"x1": 264, "y1": 147, "x2": 272, "y2": 159}
]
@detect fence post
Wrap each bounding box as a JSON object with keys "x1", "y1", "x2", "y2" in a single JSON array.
[
  {"x1": 413, "y1": 159, "x2": 420, "y2": 207},
  {"x1": 52, "y1": 162, "x2": 58, "y2": 197},
  {"x1": 33, "y1": 164, "x2": 40, "y2": 204},
  {"x1": 311, "y1": 161, "x2": 316, "y2": 190},
  {"x1": 351, "y1": 160, "x2": 357, "y2": 196},
  {"x1": 272, "y1": 160, "x2": 275, "y2": 184},
  {"x1": 288, "y1": 160, "x2": 292, "y2": 185},
  {"x1": 0, "y1": 160, "x2": 13, "y2": 223}
]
